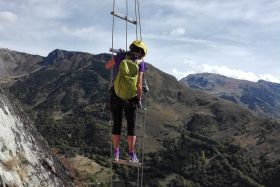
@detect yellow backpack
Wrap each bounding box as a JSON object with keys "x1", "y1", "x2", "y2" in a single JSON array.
[{"x1": 114, "y1": 58, "x2": 140, "y2": 100}]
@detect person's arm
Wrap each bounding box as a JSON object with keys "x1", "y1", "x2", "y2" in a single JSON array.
[
  {"x1": 105, "y1": 58, "x2": 115, "y2": 70},
  {"x1": 137, "y1": 72, "x2": 143, "y2": 101}
]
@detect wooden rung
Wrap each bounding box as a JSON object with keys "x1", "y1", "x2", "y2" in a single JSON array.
[
  {"x1": 112, "y1": 159, "x2": 142, "y2": 167},
  {"x1": 111, "y1": 11, "x2": 137, "y2": 25}
]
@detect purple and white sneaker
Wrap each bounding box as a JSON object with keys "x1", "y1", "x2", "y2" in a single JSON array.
[
  {"x1": 114, "y1": 148, "x2": 119, "y2": 162},
  {"x1": 128, "y1": 152, "x2": 139, "y2": 164}
]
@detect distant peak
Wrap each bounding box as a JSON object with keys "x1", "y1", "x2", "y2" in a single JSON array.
[
  {"x1": 46, "y1": 49, "x2": 87, "y2": 59},
  {"x1": 48, "y1": 49, "x2": 68, "y2": 56},
  {"x1": 187, "y1": 73, "x2": 226, "y2": 78},
  {"x1": 52, "y1": 48, "x2": 68, "y2": 53},
  {"x1": 0, "y1": 48, "x2": 11, "y2": 54},
  {"x1": 258, "y1": 79, "x2": 280, "y2": 86},
  {"x1": 258, "y1": 79, "x2": 271, "y2": 84},
  {"x1": 44, "y1": 49, "x2": 71, "y2": 65}
]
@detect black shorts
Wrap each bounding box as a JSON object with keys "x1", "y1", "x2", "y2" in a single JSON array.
[{"x1": 110, "y1": 87, "x2": 138, "y2": 136}]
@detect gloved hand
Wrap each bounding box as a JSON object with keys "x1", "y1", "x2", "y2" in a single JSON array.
[
  {"x1": 142, "y1": 85, "x2": 149, "y2": 93},
  {"x1": 119, "y1": 48, "x2": 125, "y2": 53}
]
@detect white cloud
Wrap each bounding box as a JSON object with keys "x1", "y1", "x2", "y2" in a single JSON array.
[
  {"x1": 172, "y1": 60, "x2": 280, "y2": 83},
  {"x1": 0, "y1": 0, "x2": 279, "y2": 83},
  {"x1": 172, "y1": 68, "x2": 195, "y2": 79},
  {"x1": 145, "y1": 33, "x2": 215, "y2": 47},
  {"x1": 24, "y1": 0, "x2": 71, "y2": 19},
  {"x1": 60, "y1": 26, "x2": 104, "y2": 38},
  {"x1": 0, "y1": 11, "x2": 18, "y2": 23},
  {"x1": 217, "y1": 45, "x2": 252, "y2": 57},
  {"x1": 169, "y1": 28, "x2": 186, "y2": 36},
  {"x1": 259, "y1": 74, "x2": 280, "y2": 83},
  {"x1": 200, "y1": 64, "x2": 260, "y2": 81},
  {"x1": 147, "y1": 0, "x2": 280, "y2": 25}
]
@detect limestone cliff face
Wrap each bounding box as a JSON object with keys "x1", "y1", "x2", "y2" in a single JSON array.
[{"x1": 0, "y1": 90, "x2": 72, "y2": 186}]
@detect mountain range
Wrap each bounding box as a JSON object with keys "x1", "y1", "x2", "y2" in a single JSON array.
[
  {"x1": 0, "y1": 48, "x2": 42, "y2": 81},
  {"x1": 1, "y1": 48, "x2": 280, "y2": 186},
  {"x1": 180, "y1": 73, "x2": 280, "y2": 119}
]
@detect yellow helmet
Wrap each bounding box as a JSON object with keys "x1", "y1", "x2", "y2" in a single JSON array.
[{"x1": 129, "y1": 40, "x2": 147, "y2": 57}]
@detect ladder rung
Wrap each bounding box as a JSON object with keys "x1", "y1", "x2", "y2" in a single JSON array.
[
  {"x1": 109, "y1": 48, "x2": 125, "y2": 54},
  {"x1": 111, "y1": 11, "x2": 137, "y2": 25},
  {"x1": 110, "y1": 48, "x2": 121, "y2": 54},
  {"x1": 112, "y1": 159, "x2": 142, "y2": 167}
]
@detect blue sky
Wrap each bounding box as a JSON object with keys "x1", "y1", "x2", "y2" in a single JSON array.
[{"x1": 0, "y1": 0, "x2": 279, "y2": 83}]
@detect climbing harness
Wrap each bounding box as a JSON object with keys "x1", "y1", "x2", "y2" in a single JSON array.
[{"x1": 109, "y1": 0, "x2": 148, "y2": 186}]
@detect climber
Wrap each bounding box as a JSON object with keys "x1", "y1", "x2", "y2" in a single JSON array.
[{"x1": 105, "y1": 40, "x2": 147, "y2": 163}]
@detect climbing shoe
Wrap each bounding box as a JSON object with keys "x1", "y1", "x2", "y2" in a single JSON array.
[
  {"x1": 114, "y1": 148, "x2": 119, "y2": 162},
  {"x1": 128, "y1": 152, "x2": 139, "y2": 164}
]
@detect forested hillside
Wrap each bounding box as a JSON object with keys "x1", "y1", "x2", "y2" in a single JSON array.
[{"x1": 4, "y1": 49, "x2": 280, "y2": 186}]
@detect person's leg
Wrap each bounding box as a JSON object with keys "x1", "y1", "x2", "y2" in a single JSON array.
[
  {"x1": 111, "y1": 96, "x2": 123, "y2": 161},
  {"x1": 112, "y1": 134, "x2": 121, "y2": 150},
  {"x1": 111, "y1": 104, "x2": 122, "y2": 150},
  {"x1": 125, "y1": 104, "x2": 138, "y2": 162},
  {"x1": 127, "y1": 135, "x2": 136, "y2": 153},
  {"x1": 112, "y1": 134, "x2": 120, "y2": 161}
]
